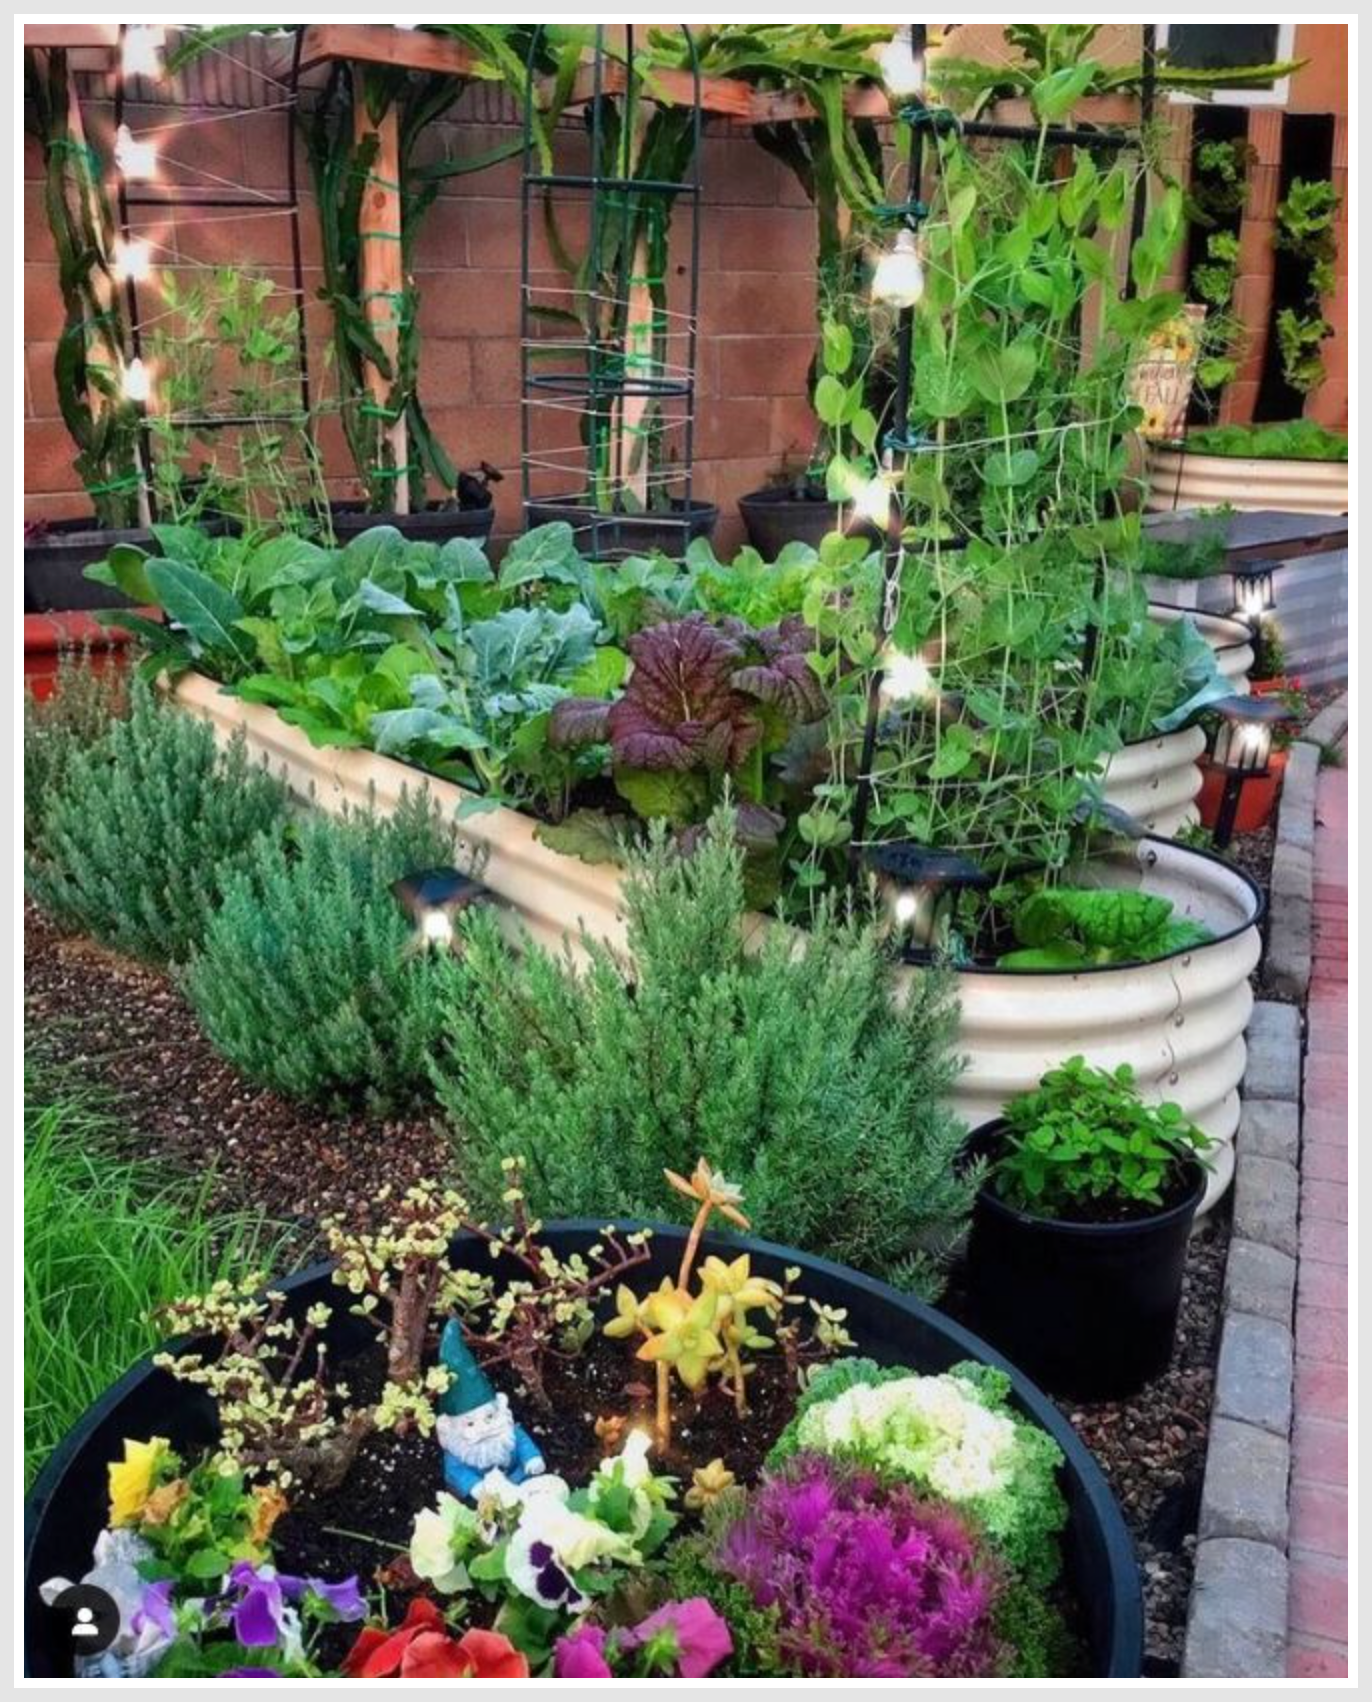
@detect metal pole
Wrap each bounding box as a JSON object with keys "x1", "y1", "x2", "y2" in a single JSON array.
[{"x1": 1212, "y1": 772, "x2": 1245, "y2": 850}]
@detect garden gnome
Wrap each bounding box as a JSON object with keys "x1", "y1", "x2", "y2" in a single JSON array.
[{"x1": 435, "y1": 1318, "x2": 547, "y2": 1501}]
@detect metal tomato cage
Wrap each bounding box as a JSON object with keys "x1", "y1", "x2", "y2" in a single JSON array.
[{"x1": 518, "y1": 25, "x2": 704, "y2": 560}]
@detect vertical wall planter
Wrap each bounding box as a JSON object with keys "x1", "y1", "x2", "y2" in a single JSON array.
[{"x1": 174, "y1": 681, "x2": 1261, "y2": 1214}]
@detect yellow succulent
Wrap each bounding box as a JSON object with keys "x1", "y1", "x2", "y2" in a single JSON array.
[
  {"x1": 603, "y1": 1283, "x2": 649, "y2": 1341},
  {"x1": 664, "y1": 1159, "x2": 750, "y2": 1230},
  {"x1": 109, "y1": 1436, "x2": 172, "y2": 1528},
  {"x1": 685, "y1": 1457, "x2": 736, "y2": 1512},
  {"x1": 637, "y1": 1287, "x2": 723, "y2": 1390},
  {"x1": 699, "y1": 1255, "x2": 783, "y2": 1319}
]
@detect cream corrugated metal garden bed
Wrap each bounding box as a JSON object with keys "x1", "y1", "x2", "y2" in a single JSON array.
[
  {"x1": 174, "y1": 673, "x2": 1262, "y2": 1212},
  {"x1": 1146, "y1": 447, "x2": 1347, "y2": 517}
]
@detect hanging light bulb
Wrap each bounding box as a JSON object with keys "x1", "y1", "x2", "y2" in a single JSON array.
[
  {"x1": 121, "y1": 358, "x2": 152, "y2": 404},
  {"x1": 122, "y1": 25, "x2": 166, "y2": 80},
  {"x1": 114, "y1": 124, "x2": 158, "y2": 182},
  {"x1": 851, "y1": 472, "x2": 896, "y2": 529},
  {"x1": 112, "y1": 237, "x2": 154, "y2": 283},
  {"x1": 876, "y1": 24, "x2": 926, "y2": 99},
  {"x1": 872, "y1": 229, "x2": 925, "y2": 309},
  {"x1": 878, "y1": 647, "x2": 934, "y2": 704}
]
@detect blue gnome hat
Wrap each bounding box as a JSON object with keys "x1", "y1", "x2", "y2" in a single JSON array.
[{"x1": 438, "y1": 1317, "x2": 498, "y2": 1418}]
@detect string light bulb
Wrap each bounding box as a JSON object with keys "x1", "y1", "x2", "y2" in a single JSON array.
[
  {"x1": 872, "y1": 229, "x2": 925, "y2": 309},
  {"x1": 120, "y1": 358, "x2": 152, "y2": 404},
  {"x1": 851, "y1": 472, "x2": 896, "y2": 529},
  {"x1": 112, "y1": 237, "x2": 153, "y2": 283},
  {"x1": 878, "y1": 648, "x2": 934, "y2": 703},
  {"x1": 876, "y1": 23, "x2": 926, "y2": 99},
  {"x1": 122, "y1": 25, "x2": 166, "y2": 80},
  {"x1": 114, "y1": 124, "x2": 158, "y2": 182}
]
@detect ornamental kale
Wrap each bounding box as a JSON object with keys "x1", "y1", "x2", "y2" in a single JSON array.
[
  {"x1": 710, "y1": 1453, "x2": 1007, "y2": 1678},
  {"x1": 767, "y1": 1358, "x2": 1068, "y2": 1588},
  {"x1": 997, "y1": 886, "x2": 1213, "y2": 970},
  {"x1": 547, "y1": 613, "x2": 826, "y2": 847}
]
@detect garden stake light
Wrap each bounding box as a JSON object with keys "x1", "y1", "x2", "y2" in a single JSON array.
[
  {"x1": 1232, "y1": 561, "x2": 1277, "y2": 630},
  {"x1": 1207, "y1": 694, "x2": 1291, "y2": 850},
  {"x1": 391, "y1": 868, "x2": 488, "y2": 952},
  {"x1": 864, "y1": 843, "x2": 990, "y2": 961}
]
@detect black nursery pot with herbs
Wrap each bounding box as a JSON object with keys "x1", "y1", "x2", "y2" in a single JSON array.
[
  {"x1": 327, "y1": 501, "x2": 495, "y2": 548},
  {"x1": 738, "y1": 485, "x2": 880, "y2": 555},
  {"x1": 967, "y1": 1122, "x2": 1205, "y2": 1401},
  {"x1": 523, "y1": 497, "x2": 718, "y2": 560},
  {"x1": 24, "y1": 516, "x2": 235, "y2": 614},
  {"x1": 24, "y1": 1221, "x2": 1142, "y2": 1679}
]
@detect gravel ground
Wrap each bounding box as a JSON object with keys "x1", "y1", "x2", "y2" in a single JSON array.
[
  {"x1": 24, "y1": 898, "x2": 1232, "y2": 1676},
  {"x1": 24, "y1": 904, "x2": 448, "y2": 1247}
]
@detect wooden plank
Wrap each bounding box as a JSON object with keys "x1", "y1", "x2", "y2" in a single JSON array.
[
  {"x1": 543, "y1": 53, "x2": 893, "y2": 128},
  {"x1": 22, "y1": 25, "x2": 119, "y2": 51},
  {"x1": 355, "y1": 101, "x2": 409, "y2": 514},
  {"x1": 298, "y1": 24, "x2": 477, "y2": 79}
]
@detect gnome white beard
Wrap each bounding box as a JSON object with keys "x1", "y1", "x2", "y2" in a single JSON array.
[{"x1": 437, "y1": 1392, "x2": 517, "y2": 1470}]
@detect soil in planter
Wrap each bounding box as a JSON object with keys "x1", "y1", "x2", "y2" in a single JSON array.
[{"x1": 271, "y1": 1333, "x2": 800, "y2": 1670}]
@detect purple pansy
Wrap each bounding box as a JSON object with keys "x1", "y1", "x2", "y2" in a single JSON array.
[
  {"x1": 224, "y1": 1563, "x2": 366, "y2": 1649},
  {"x1": 132, "y1": 1578, "x2": 177, "y2": 1643}
]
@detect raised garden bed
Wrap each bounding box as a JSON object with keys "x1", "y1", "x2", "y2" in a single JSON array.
[
  {"x1": 172, "y1": 675, "x2": 1263, "y2": 1213},
  {"x1": 1146, "y1": 447, "x2": 1348, "y2": 517}
]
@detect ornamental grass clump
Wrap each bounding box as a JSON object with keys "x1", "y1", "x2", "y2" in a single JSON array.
[
  {"x1": 26, "y1": 682, "x2": 287, "y2": 963},
  {"x1": 710, "y1": 1453, "x2": 1008, "y2": 1678},
  {"x1": 432, "y1": 803, "x2": 975, "y2": 1294},
  {"x1": 186, "y1": 789, "x2": 456, "y2": 1108}
]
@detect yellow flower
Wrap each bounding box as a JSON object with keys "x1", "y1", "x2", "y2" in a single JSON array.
[
  {"x1": 699, "y1": 1255, "x2": 782, "y2": 1318},
  {"x1": 684, "y1": 1457, "x2": 736, "y2": 1512},
  {"x1": 109, "y1": 1437, "x2": 171, "y2": 1528}
]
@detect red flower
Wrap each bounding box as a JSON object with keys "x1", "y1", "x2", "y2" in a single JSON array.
[{"x1": 341, "y1": 1598, "x2": 529, "y2": 1679}]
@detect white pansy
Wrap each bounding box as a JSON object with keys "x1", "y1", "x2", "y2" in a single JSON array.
[{"x1": 409, "y1": 1491, "x2": 481, "y2": 1594}]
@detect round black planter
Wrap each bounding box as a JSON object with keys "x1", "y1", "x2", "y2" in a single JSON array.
[
  {"x1": 24, "y1": 1220, "x2": 1140, "y2": 1679},
  {"x1": 737, "y1": 485, "x2": 880, "y2": 556},
  {"x1": 524, "y1": 498, "x2": 718, "y2": 560},
  {"x1": 967, "y1": 1122, "x2": 1205, "y2": 1401},
  {"x1": 327, "y1": 502, "x2": 495, "y2": 548}
]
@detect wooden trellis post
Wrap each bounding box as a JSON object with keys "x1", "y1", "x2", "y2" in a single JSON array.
[{"x1": 354, "y1": 97, "x2": 409, "y2": 513}]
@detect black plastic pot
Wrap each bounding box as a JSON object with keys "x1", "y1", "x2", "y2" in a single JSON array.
[
  {"x1": 524, "y1": 498, "x2": 718, "y2": 560},
  {"x1": 24, "y1": 1220, "x2": 1141, "y2": 1678},
  {"x1": 24, "y1": 517, "x2": 241, "y2": 615},
  {"x1": 738, "y1": 485, "x2": 880, "y2": 556},
  {"x1": 327, "y1": 501, "x2": 495, "y2": 548},
  {"x1": 967, "y1": 1121, "x2": 1205, "y2": 1401}
]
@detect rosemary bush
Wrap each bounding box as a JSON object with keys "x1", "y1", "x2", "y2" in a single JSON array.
[
  {"x1": 24, "y1": 650, "x2": 126, "y2": 854},
  {"x1": 186, "y1": 791, "x2": 455, "y2": 1108},
  {"x1": 26, "y1": 683, "x2": 287, "y2": 963},
  {"x1": 433, "y1": 805, "x2": 975, "y2": 1294}
]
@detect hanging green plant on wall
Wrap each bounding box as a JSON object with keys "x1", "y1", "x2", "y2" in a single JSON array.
[
  {"x1": 1185, "y1": 137, "x2": 1255, "y2": 398},
  {"x1": 1273, "y1": 175, "x2": 1341, "y2": 395}
]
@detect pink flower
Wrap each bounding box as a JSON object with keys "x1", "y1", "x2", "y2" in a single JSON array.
[
  {"x1": 620, "y1": 1597, "x2": 734, "y2": 1678},
  {"x1": 553, "y1": 1624, "x2": 612, "y2": 1679}
]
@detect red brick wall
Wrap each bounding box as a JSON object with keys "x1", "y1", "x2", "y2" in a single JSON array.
[{"x1": 23, "y1": 81, "x2": 823, "y2": 553}]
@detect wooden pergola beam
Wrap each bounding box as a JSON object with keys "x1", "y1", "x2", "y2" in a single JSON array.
[
  {"x1": 22, "y1": 25, "x2": 119, "y2": 51},
  {"x1": 297, "y1": 24, "x2": 478, "y2": 79},
  {"x1": 544, "y1": 59, "x2": 895, "y2": 127}
]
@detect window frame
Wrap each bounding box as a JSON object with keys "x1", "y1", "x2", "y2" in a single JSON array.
[{"x1": 1157, "y1": 21, "x2": 1297, "y2": 108}]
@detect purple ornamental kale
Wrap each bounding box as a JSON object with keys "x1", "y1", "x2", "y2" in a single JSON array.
[{"x1": 712, "y1": 1453, "x2": 1006, "y2": 1678}]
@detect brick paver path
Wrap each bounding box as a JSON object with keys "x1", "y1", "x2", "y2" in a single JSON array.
[{"x1": 1287, "y1": 748, "x2": 1349, "y2": 1678}]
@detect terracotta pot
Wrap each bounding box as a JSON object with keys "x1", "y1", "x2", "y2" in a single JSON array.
[
  {"x1": 23, "y1": 610, "x2": 152, "y2": 701},
  {"x1": 1197, "y1": 749, "x2": 1287, "y2": 836}
]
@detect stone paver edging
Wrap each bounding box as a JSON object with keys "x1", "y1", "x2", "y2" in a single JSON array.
[{"x1": 1181, "y1": 697, "x2": 1348, "y2": 1677}]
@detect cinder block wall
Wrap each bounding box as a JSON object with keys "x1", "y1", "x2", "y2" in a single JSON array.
[{"x1": 23, "y1": 77, "x2": 825, "y2": 553}]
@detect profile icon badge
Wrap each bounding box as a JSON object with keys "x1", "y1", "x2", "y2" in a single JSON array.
[{"x1": 47, "y1": 1584, "x2": 121, "y2": 1657}]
